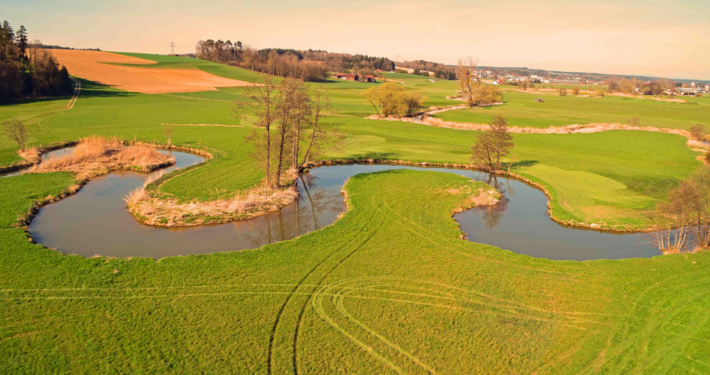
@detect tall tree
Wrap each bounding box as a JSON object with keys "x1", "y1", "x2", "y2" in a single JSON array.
[
  {"x1": 16, "y1": 25, "x2": 27, "y2": 62},
  {"x1": 274, "y1": 78, "x2": 301, "y2": 186},
  {"x1": 237, "y1": 75, "x2": 278, "y2": 188},
  {"x1": 298, "y1": 87, "x2": 330, "y2": 171},
  {"x1": 2, "y1": 119, "x2": 27, "y2": 152},
  {"x1": 456, "y1": 56, "x2": 480, "y2": 108},
  {"x1": 471, "y1": 116, "x2": 514, "y2": 172}
]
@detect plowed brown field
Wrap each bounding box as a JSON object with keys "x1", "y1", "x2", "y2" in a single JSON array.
[{"x1": 47, "y1": 50, "x2": 252, "y2": 94}]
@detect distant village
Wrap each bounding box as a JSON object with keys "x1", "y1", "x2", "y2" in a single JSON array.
[{"x1": 392, "y1": 65, "x2": 709, "y2": 96}]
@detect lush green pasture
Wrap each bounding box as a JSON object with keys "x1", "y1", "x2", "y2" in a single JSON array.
[
  {"x1": 434, "y1": 90, "x2": 710, "y2": 130},
  {"x1": 325, "y1": 117, "x2": 699, "y2": 228},
  {"x1": 0, "y1": 54, "x2": 709, "y2": 373},
  {"x1": 2, "y1": 170, "x2": 709, "y2": 373}
]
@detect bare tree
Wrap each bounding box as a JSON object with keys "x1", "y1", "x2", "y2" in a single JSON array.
[
  {"x1": 456, "y1": 56, "x2": 480, "y2": 108},
  {"x1": 163, "y1": 126, "x2": 174, "y2": 147},
  {"x1": 690, "y1": 124, "x2": 706, "y2": 141},
  {"x1": 236, "y1": 75, "x2": 278, "y2": 188},
  {"x1": 648, "y1": 167, "x2": 710, "y2": 253},
  {"x1": 471, "y1": 116, "x2": 514, "y2": 172},
  {"x1": 558, "y1": 88, "x2": 567, "y2": 96},
  {"x1": 627, "y1": 117, "x2": 641, "y2": 127},
  {"x1": 402, "y1": 92, "x2": 424, "y2": 117},
  {"x1": 298, "y1": 87, "x2": 330, "y2": 171},
  {"x1": 2, "y1": 119, "x2": 27, "y2": 152},
  {"x1": 274, "y1": 78, "x2": 301, "y2": 186}
]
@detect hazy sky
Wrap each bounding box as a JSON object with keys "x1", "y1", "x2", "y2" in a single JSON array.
[{"x1": 3, "y1": 0, "x2": 710, "y2": 80}]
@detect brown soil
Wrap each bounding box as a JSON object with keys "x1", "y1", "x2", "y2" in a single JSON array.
[{"x1": 46, "y1": 49, "x2": 252, "y2": 94}]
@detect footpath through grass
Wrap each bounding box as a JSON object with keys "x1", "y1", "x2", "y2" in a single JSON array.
[{"x1": 1, "y1": 170, "x2": 709, "y2": 373}]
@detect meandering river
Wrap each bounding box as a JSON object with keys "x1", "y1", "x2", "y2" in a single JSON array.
[{"x1": 26, "y1": 150, "x2": 658, "y2": 260}]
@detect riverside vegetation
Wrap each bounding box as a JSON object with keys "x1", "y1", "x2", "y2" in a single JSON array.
[{"x1": 1, "y1": 51, "x2": 709, "y2": 373}]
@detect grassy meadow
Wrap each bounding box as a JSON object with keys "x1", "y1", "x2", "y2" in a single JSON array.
[
  {"x1": 433, "y1": 88, "x2": 710, "y2": 130},
  {"x1": 1, "y1": 54, "x2": 709, "y2": 373}
]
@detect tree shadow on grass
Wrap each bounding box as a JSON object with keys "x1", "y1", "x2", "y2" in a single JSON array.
[
  {"x1": 75, "y1": 78, "x2": 137, "y2": 99},
  {"x1": 0, "y1": 78, "x2": 136, "y2": 107},
  {"x1": 509, "y1": 160, "x2": 538, "y2": 169},
  {"x1": 344, "y1": 152, "x2": 399, "y2": 161}
]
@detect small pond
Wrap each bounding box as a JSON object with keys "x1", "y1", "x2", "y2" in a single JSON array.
[{"x1": 26, "y1": 152, "x2": 658, "y2": 260}]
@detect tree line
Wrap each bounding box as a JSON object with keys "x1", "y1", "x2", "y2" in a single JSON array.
[
  {"x1": 196, "y1": 39, "x2": 396, "y2": 82},
  {"x1": 394, "y1": 59, "x2": 457, "y2": 80},
  {"x1": 0, "y1": 21, "x2": 73, "y2": 102}
]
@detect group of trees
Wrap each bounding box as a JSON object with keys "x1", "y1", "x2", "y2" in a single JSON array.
[
  {"x1": 196, "y1": 39, "x2": 397, "y2": 82},
  {"x1": 238, "y1": 76, "x2": 329, "y2": 189},
  {"x1": 456, "y1": 56, "x2": 502, "y2": 107},
  {"x1": 603, "y1": 77, "x2": 676, "y2": 96},
  {"x1": 1, "y1": 21, "x2": 73, "y2": 102},
  {"x1": 647, "y1": 124, "x2": 709, "y2": 253},
  {"x1": 361, "y1": 83, "x2": 424, "y2": 118},
  {"x1": 649, "y1": 167, "x2": 710, "y2": 254},
  {"x1": 196, "y1": 39, "x2": 328, "y2": 82}
]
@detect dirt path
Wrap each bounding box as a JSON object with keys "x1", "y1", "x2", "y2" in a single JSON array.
[{"x1": 64, "y1": 77, "x2": 81, "y2": 110}]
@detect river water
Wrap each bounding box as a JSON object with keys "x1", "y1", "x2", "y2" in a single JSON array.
[{"x1": 26, "y1": 151, "x2": 658, "y2": 260}]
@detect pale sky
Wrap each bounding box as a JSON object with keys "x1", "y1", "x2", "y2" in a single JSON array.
[{"x1": 3, "y1": 0, "x2": 710, "y2": 80}]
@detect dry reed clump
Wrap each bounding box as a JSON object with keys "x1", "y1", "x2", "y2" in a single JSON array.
[
  {"x1": 126, "y1": 183, "x2": 298, "y2": 227},
  {"x1": 18, "y1": 147, "x2": 41, "y2": 163},
  {"x1": 29, "y1": 136, "x2": 175, "y2": 178},
  {"x1": 451, "y1": 186, "x2": 501, "y2": 214}
]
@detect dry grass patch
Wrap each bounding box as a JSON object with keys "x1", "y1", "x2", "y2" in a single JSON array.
[
  {"x1": 126, "y1": 183, "x2": 298, "y2": 227},
  {"x1": 450, "y1": 184, "x2": 501, "y2": 214},
  {"x1": 46, "y1": 49, "x2": 252, "y2": 94},
  {"x1": 126, "y1": 167, "x2": 299, "y2": 227},
  {"x1": 30, "y1": 136, "x2": 174, "y2": 178}
]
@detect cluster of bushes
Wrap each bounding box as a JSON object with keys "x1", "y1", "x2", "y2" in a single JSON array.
[
  {"x1": 0, "y1": 21, "x2": 73, "y2": 102},
  {"x1": 362, "y1": 83, "x2": 424, "y2": 118}
]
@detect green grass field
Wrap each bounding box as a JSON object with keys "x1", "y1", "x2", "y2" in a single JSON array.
[
  {"x1": 433, "y1": 90, "x2": 710, "y2": 130},
  {"x1": 1, "y1": 54, "x2": 709, "y2": 373}
]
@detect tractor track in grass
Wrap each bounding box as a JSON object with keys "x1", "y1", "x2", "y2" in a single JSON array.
[
  {"x1": 309, "y1": 276, "x2": 605, "y2": 374},
  {"x1": 291, "y1": 197, "x2": 392, "y2": 374},
  {"x1": 267, "y1": 191, "x2": 390, "y2": 375},
  {"x1": 65, "y1": 77, "x2": 81, "y2": 110}
]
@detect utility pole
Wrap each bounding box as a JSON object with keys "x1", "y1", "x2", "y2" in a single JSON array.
[{"x1": 169, "y1": 39, "x2": 175, "y2": 55}]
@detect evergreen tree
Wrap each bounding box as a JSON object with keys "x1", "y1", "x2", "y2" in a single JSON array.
[{"x1": 16, "y1": 25, "x2": 27, "y2": 62}]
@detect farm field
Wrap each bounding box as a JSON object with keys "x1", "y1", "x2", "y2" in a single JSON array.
[
  {"x1": 47, "y1": 50, "x2": 255, "y2": 94},
  {"x1": 1, "y1": 54, "x2": 709, "y2": 373}
]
